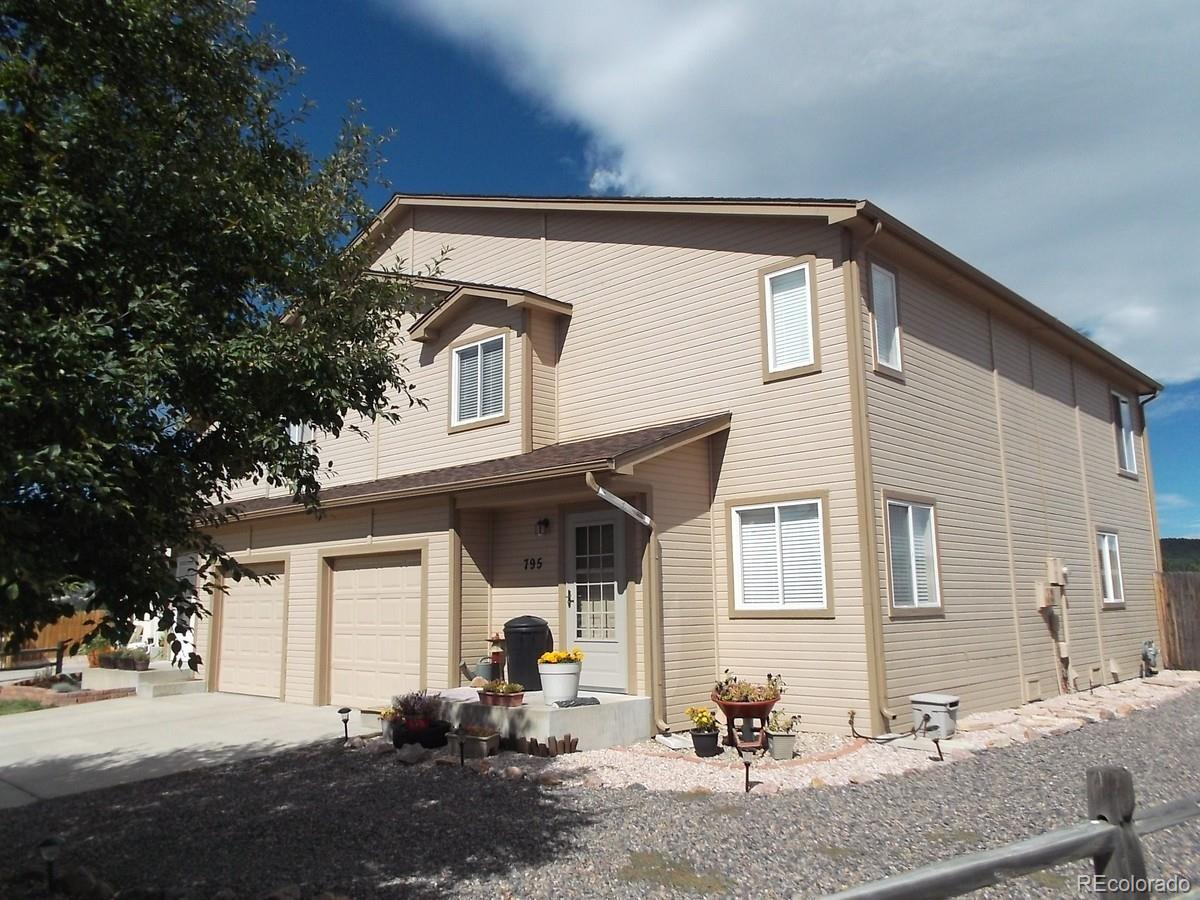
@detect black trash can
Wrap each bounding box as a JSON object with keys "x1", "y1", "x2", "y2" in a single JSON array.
[{"x1": 504, "y1": 615, "x2": 553, "y2": 691}]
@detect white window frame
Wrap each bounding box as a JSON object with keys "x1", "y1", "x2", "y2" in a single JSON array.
[
  {"x1": 286, "y1": 422, "x2": 312, "y2": 444},
  {"x1": 451, "y1": 333, "x2": 506, "y2": 427},
  {"x1": 870, "y1": 261, "x2": 903, "y2": 372},
  {"x1": 1097, "y1": 531, "x2": 1125, "y2": 605},
  {"x1": 764, "y1": 261, "x2": 816, "y2": 374},
  {"x1": 731, "y1": 497, "x2": 828, "y2": 611},
  {"x1": 1112, "y1": 392, "x2": 1137, "y2": 475},
  {"x1": 886, "y1": 498, "x2": 942, "y2": 610}
]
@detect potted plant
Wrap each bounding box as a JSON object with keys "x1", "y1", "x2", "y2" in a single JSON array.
[
  {"x1": 711, "y1": 670, "x2": 785, "y2": 745},
  {"x1": 766, "y1": 709, "x2": 800, "y2": 760},
  {"x1": 116, "y1": 649, "x2": 137, "y2": 670},
  {"x1": 478, "y1": 680, "x2": 525, "y2": 708},
  {"x1": 98, "y1": 649, "x2": 118, "y2": 669},
  {"x1": 537, "y1": 647, "x2": 584, "y2": 704},
  {"x1": 447, "y1": 724, "x2": 501, "y2": 759},
  {"x1": 390, "y1": 692, "x2": 451, "y2": 749},
  {"x1": 378, "y1": 705, "x2": 400, "y2": 743},
  {"x1": 684, "y1": 706, "x2": 720, "y2": 757},
  {"x1": 81, "y1": 635, "x2": 113, "y2": 668}
]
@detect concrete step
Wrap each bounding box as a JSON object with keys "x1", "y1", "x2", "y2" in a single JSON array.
[{"x1": 141, "y1": 679, "x2": 207, "y2": 698}]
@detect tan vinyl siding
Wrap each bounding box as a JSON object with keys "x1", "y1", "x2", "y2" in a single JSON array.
[
  {"x1": 863, "y1": 262, "x2": 1022, "y2": 715},
  {"x1": 209, "y1": 498, "x2": 451, "y2": 704},
  {"x1": 364, "y1": 208, "x2": 868, "y2": 733},
  {"x1": 635, "y1": 442, "x2": 716, "y2": 728},
  {"x1": 529, "y1": 308, "x2": 559, "y2": 449},
  {"x1": 866, "y1": 256, "x2": 1158, "y2": 717},
  {"x1": 489, "y1": 506, "x2": 562, "y2": 640},
  {"x1": 458, "y1": 508, "x2": 492, "y2": 674},
  {"x1": 1074, "y1": 365, "x2": 1159, "y2": 677}
]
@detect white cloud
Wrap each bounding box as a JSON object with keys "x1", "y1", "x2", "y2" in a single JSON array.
[
  {"x1": 382, "y1": 0, "x2": 1200, "y2": 383},
  {"x1": 1147, "y1": 385, "x2": 1200, "y2": 421},
  {"x1": 1159, "y1": 493, "x2": 1194, "y2": 510}
]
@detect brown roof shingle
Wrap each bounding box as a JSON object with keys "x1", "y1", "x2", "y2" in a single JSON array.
[{"x1": 225, "y1": 412, "x2": 730, "y2": 519}]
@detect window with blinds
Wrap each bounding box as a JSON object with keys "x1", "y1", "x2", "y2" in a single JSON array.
[
  {"x1": 1097, "y1": 531, "x2": 1124, "y2": 604},
  {"x1": 887, "y1": 499, "x2": 941, "y2": 609},
  {"x1": 1111, "y1": 393, "x2": 1137, "y2": 474},
  {"x1": 764, "y1": 263, "x2": 815, "y2": 372},
  {"x1": 452, "y1": 334, "x2": 505, "y2": 426},
  {"x1": 871, "y1": 262, "x2": 902, "y2": 371},
  {"x1": 731, "y1": 498, "x2": 827, "y2": 610}
]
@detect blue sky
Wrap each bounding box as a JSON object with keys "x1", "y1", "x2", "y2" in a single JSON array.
[{"x1": 255, "y1": 1, "x2": 1199, "y2": 536}]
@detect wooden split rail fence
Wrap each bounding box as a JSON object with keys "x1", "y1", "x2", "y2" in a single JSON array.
[{"x1": 825, "y1": 766, "x2": 1198, "y2": 900}]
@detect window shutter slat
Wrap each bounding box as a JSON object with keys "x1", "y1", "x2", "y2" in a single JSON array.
[
  {"x1": 456, "y1": 344, "x2": 480, "y2": 421},
  {"x1": 888, "y1": 503, "x2": 916, "y2": 607},
  {"x1": 737, "y1": 507, "x2": 779, "y2": 605},
  {"x1": 768, "y1": 267, "x2": 813, "y2": 370},
  {"x1": 780, "y1": 502, "x2": 825, "y2": 607},
  {"x1": 480, "y1": 337, "x2": 504, "y2": 417},
  {"x1": 911, "y1": 505, "x2": 937, "y2": 605}
]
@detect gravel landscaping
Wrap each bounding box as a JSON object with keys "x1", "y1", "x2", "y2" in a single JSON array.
[{"x1": 1, "y1": 676, "x2": 1198, "y2": 898}]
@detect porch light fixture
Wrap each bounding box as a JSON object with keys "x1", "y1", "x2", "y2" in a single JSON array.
[
  {"x1": 38, "y1": 836, "x2": 63, "y2": 889},
  {"x1": 338, "y1": 706, "x2": 351, "y2": 741},
  {"x1": 535, "y1": 518, "x2": 551, "y2": 536}
]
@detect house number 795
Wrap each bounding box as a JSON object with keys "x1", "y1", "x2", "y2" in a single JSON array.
[{"x1": 523, "y1": 557, "x2": 543, "y2": 570}]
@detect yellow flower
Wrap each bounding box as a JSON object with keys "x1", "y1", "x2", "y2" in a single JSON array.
[{"x1": 538, "y1": 647, "x2": 585, "y2": 664}]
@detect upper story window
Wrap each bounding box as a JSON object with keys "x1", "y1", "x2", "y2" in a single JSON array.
[
  {"x1": 452, "y1": 333, "x2": 506, "y2": 426},
  {"x1": 870, "y1": 262, "x2": 902, "y2": 373},
  {"x1": 731, "y1": 497, "x2": 828, "y2": 612},
  {"x1": 286, "y1": 423, "x2": 313, "y2": 444},
  {"x1": 886, "y1": 498, "x2": 941, "y2": 611},
  {"x1": 1111, "y1": 392, "x2": 1137, "y2": 475},
  {"x1": 1097, "y1": 531, "x2": 1124, "y2": 604},
  {"x1": 761, "y1": 257, "x2": 818, "y2": 378}
]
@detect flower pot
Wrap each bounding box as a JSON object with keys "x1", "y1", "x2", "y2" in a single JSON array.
[
  {"x1": 448, "y1": 732, "x2": 500, "y2": 759},
  {"x1": 691, "y1": 729, "x2": 720, "y2": 758},
  {"x1": 391, "y1": 720, "x2": 451, "y2": 749},
  {"x1": 86, "y1": 650, "x2": 100, "y2": 668},
  {"x1": 711, "y1": 693, "x2": 777, "y2": 745},
  {"x1": 98, "y1": 654, "x2": 116, "y2": 669},
  {"x1": 380, "y1": 718, "x2": 397, "y2": 743},
  {"x1": 768, "y1": 732, "x2": 797, "y2": 761},
  {"x1": 133, "y1": 658, "x2": 150, "y2": 671},
  {"x1": 117, "y1": 656, "x2": 136, "y2": 670},
  {"x1": 538, "y1": 661, "x2": 581, "y2": 705},
  {"x1": 480, "y1": 691, "x2": 525, "y2": 708}
]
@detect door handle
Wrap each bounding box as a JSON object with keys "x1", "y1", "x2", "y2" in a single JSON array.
[{"x1": 566, "y1": 589, "x2": 573, "y2": 607}]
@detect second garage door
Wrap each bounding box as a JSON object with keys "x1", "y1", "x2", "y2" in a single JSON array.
[
  {"x1": 217, "y1": 561, "x2": 286, "y2": 698},
  {"x1": 329, "y1": 552, "x2": 422, "y2": 709}
]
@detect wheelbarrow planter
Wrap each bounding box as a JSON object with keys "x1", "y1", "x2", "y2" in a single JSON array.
[{"x1": 711, "y1": 693, "x2": 778, "y2": 748}]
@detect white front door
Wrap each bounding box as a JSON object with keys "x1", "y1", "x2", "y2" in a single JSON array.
[{"x1": 566, "y1": 513, "x2": 627, "y2": 692}]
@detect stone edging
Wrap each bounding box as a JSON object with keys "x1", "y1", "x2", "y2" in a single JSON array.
[
  {"x1": 0, "y1": 684, "x2": 135, "y2": 706},
  {"x1": 615, "y1": 736, "x2": 868, "y2": 770}
]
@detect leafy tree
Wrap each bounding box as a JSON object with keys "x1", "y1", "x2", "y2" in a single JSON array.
[
  {"x1": 0, "y1": 0, "x2": 421, "y2": 661},
  {"x1": 1162, "y1": 538, "x2": 1200, "y2": 573}
]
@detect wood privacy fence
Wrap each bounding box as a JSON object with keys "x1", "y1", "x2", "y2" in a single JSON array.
[
  {"x1": 1158, "y1": 572, "x2": 1200, "y2": 670},
  {"x1": 825, "y1": 767, "x2": 1198, "y2": 900}
]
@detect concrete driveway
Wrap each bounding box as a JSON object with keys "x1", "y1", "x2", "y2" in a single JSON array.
[{"x1": 0, "y1": 692, "x2": 373, "y2": 809}]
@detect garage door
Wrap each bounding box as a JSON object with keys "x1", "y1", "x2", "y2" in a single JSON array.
[
  {"x1": 329, "y1": 552, "x2": 422, "y2": 709},
  {"x1": 217, "y1": 561, "x2": 285, "y2": 698}
]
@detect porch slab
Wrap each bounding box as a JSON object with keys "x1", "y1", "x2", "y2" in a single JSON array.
[
  {"x1": 440, "y1": 692, "x2": 653, "y2": 751},
  {"x1": 361, "y1": 691, "x2": 653, "y2": 751},
  {"x1": 81, "y1": 663, "x2": 201, "y2": 698}
]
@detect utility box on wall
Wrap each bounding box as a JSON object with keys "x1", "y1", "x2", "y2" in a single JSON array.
[{"x1": 911, "y1": 692, "x2": 960, "y2": 738}]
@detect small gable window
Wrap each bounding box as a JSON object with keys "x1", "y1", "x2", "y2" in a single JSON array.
[
  {"x1": 453, "y1": 334, "x2": 506, "y2": 426},
  {"x1": 763, "y1": 261, "x2": 817, "y2": 375}
]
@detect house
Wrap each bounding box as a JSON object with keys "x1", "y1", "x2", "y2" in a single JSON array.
[{"x1": 194, "y1": 194, "x2": 1164, "y2": 735}]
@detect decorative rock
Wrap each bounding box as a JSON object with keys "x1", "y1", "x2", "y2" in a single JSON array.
[
  {"x1": 502, "y1": 766, "x2": 525, "y2": 780},
  {"x1": 582, "y1": 775, "x2": 604, "y2": 789},
  {"x1": 752, "y1": 781, "x2": 781, "y2": 795},
  {"x1": 473, "y1": 759, "x2": 492, "y2": 774},
  {"x1": 62, "y1": 865, "x2": 98, "y2": 898},
  {"x1": 342, "y1": 736, "x2": 366, "y2": 751},
  {"x1": 395, "y1": 744, "x2": 429, "y2": 766},
  {"x1": 534, "y1": 772, "x2": 563, "y2": 786},
  {"x1": 810, "y1": 777, "x2": 827, "y2": 788},
  {"x1": 367, "y1": 739, "x2": 395, "y2": 755},
  {"x1": 434, "y1": 756, "x2": 458, "y2": 767},
  {"x1": 983, "y1": 734, "x2": 1013, "y2": 749},
  {"x1": 957, "y1": 710, "x2": 1017, "y2": 731},
  {"x1": 1047, "y1": 718, "x2": 1084, "y2": 735}
]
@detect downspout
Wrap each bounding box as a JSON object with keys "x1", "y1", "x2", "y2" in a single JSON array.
[
  {"x1": 585, "y1": 472, "x2": 670, "y2": 733},
  {"x1": 1138, "y1": 390, "x2": 1169, "y2": 667}
]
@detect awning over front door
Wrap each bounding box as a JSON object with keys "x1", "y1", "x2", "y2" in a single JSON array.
[{"x1": 224, "y1": 412, "x2": 731, "y2": 520}]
